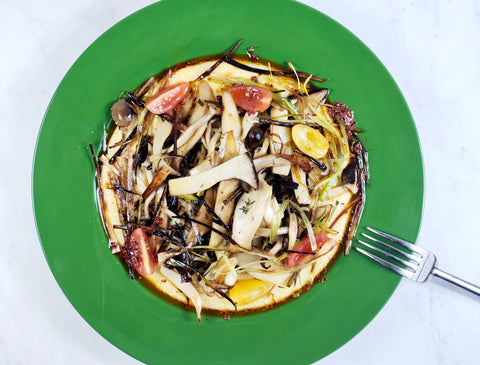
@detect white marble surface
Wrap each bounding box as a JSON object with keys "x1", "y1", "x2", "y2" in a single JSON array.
[{"x1": 1, "y1": 0, "x2": 479, "y2": 364}]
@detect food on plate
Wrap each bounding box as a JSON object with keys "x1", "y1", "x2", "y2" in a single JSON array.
[{"x1": 93, "y1": 40, "x2": 368, "y2": 321}]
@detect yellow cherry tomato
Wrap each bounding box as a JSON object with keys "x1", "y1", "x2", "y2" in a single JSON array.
[
  {"x1": 291, "y1": 124, "x2": 329, "y2": 159},
  {"x1": 228, "y1": 279, "x2": 271, "y2": 306}
]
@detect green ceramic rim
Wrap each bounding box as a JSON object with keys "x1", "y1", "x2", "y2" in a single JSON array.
[{"x1": 32, "y1": 0, "x2": 424, "y2": 363}]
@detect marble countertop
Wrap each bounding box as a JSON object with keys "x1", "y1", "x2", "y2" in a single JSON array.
[{"x1": 1, "y1": 0, "x2": 479, "y2": 364}]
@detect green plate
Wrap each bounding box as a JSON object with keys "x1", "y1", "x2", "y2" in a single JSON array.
[{"x1": 32, "y1": 0, "x2": 423, "y2": 363}]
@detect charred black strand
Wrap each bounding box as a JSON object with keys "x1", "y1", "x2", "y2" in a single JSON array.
[
  {"x1": 173, "y1": 215, "x2": 240, "y2": 248},
  {"x1": 111, "y1": 185, "x2": 141, "y2": 196},
  {"x1": 134, "y1": 135, "x2": 149, "y2": 170},
  {"x1": 198, "y1": 198, "x2": 232, "y2": 232},
  {"x1": 108, "y1": 126, "x2": 138, "y2": 164},
  {"x1": 166, "y1": 258, "x2": 237, "y2": 311},
  {"x1": 258, "y1": 117, "x2": 322, "y2": 130},
  {"x1": 294, "y1": 149, "x2": 327, "y2": 172},
  {"x1": 283, "y1": 250, "x2": 316, "y2": 255},
  {"x1": 223, "y1": 57, "x2": 327, "y2": 82},
  {"x1": 89, "y1": 143, "x2": 101, "y2": 185},
  {"x1": 124, "y1": 91, "x2": 145, "y2": 107},
  {"x1": 222, "y1": 187, "x2": 244, "y2": 206},
  {"x1": 196, "y1": 39, "x2": 244, "y2": 81}
]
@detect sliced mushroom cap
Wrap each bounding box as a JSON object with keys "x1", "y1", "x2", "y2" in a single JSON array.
[
  {"x1": 233, "y1": 253, "x2": 290, "y2": 285},
  {"x1": 253, "y1": 154, "x2": 291, "y2": 171},
  {"x1": 168, "y1": 153, "x2": 258, "y2": 196},
  {"x1": 231, "y1": 176, "x2": 272, "y2": 250},
  {"x1": 160, "y1": 266, "x2": 203, "y2": 322},
  {"x1": 270, "y1": 107, "x2": 292, "y2": 175},
  {"x1": 304, "y1": 88, "x2": 329, "y2": 105},
  {"x1": 188, "y1": 80, "x2": 215, "y2": 125},
  {"x1": 221, "y1": 90, "x2": 242, "y2": 138}
]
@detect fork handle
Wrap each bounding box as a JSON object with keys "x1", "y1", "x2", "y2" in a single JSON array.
[{"x1": 432, "y1": 268, "x2": 480, "y2": 296}]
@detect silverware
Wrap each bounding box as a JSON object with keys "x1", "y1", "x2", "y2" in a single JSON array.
[{"x1": 356, "y1": 227, "x2": 480, "y2": 296}]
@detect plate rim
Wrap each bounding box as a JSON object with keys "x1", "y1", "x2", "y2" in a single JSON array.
[{"x1": 32, "y1": 0, "x2": 424, "y2": 363}]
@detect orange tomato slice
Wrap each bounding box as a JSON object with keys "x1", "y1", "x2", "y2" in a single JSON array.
[
  {"x1": 228, "y1": 279, "x2": 271, "y2": 306},
  {"x1": 291, "y1": 124, "x2": 329, "y2": 159}
]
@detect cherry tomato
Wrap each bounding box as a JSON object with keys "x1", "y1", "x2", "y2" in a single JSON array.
[
  {"x1": 288, "y1": 233, "x2": 330, "y2": 268},
  {"x1": 125, "y1": 227, "x2": 157, "y2": 276},
  {"x1": 225, "y1": 85, "x2": 272, "y2": 113},
  {"x1": 145, "y1": 82, "x2": 191, "y2": 114},
  {"x1": 291, "y1": 124, "x2": 329, "y2": 159}
]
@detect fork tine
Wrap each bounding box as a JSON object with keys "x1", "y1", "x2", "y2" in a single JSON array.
[
  {"x1": 358, "y1": 239, "x2": 418, "y2": 270},
  {"x1": 366, "y1": 227, "x2": 421, "y2": 254},
  {"x1": 355, "y1": 247, "x2": 414, "y2": 279},
  {"x1": 361, "y1": 233, "x2": 418, "y2": 261}
]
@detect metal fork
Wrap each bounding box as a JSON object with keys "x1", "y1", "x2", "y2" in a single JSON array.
[{"x1": 356, "y1": 227, "x2": 480, "y2": 296}]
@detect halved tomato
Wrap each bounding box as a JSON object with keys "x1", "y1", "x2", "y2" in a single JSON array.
[
  {"x1": 225, "y1": 85, "x2": 272, "y2": 113},
  {"x1": 287, "y1": 233, "x2": 330, "y2": 268},
  {"x1": 145, "y1": 82, "x2": 190, "y2": 114},
  {"x1": 125, "y1": 227, "x2": 157, "y2": 276},
  {"x1": 291, "y1": 124, "x2": 329, "y2": 159}
]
